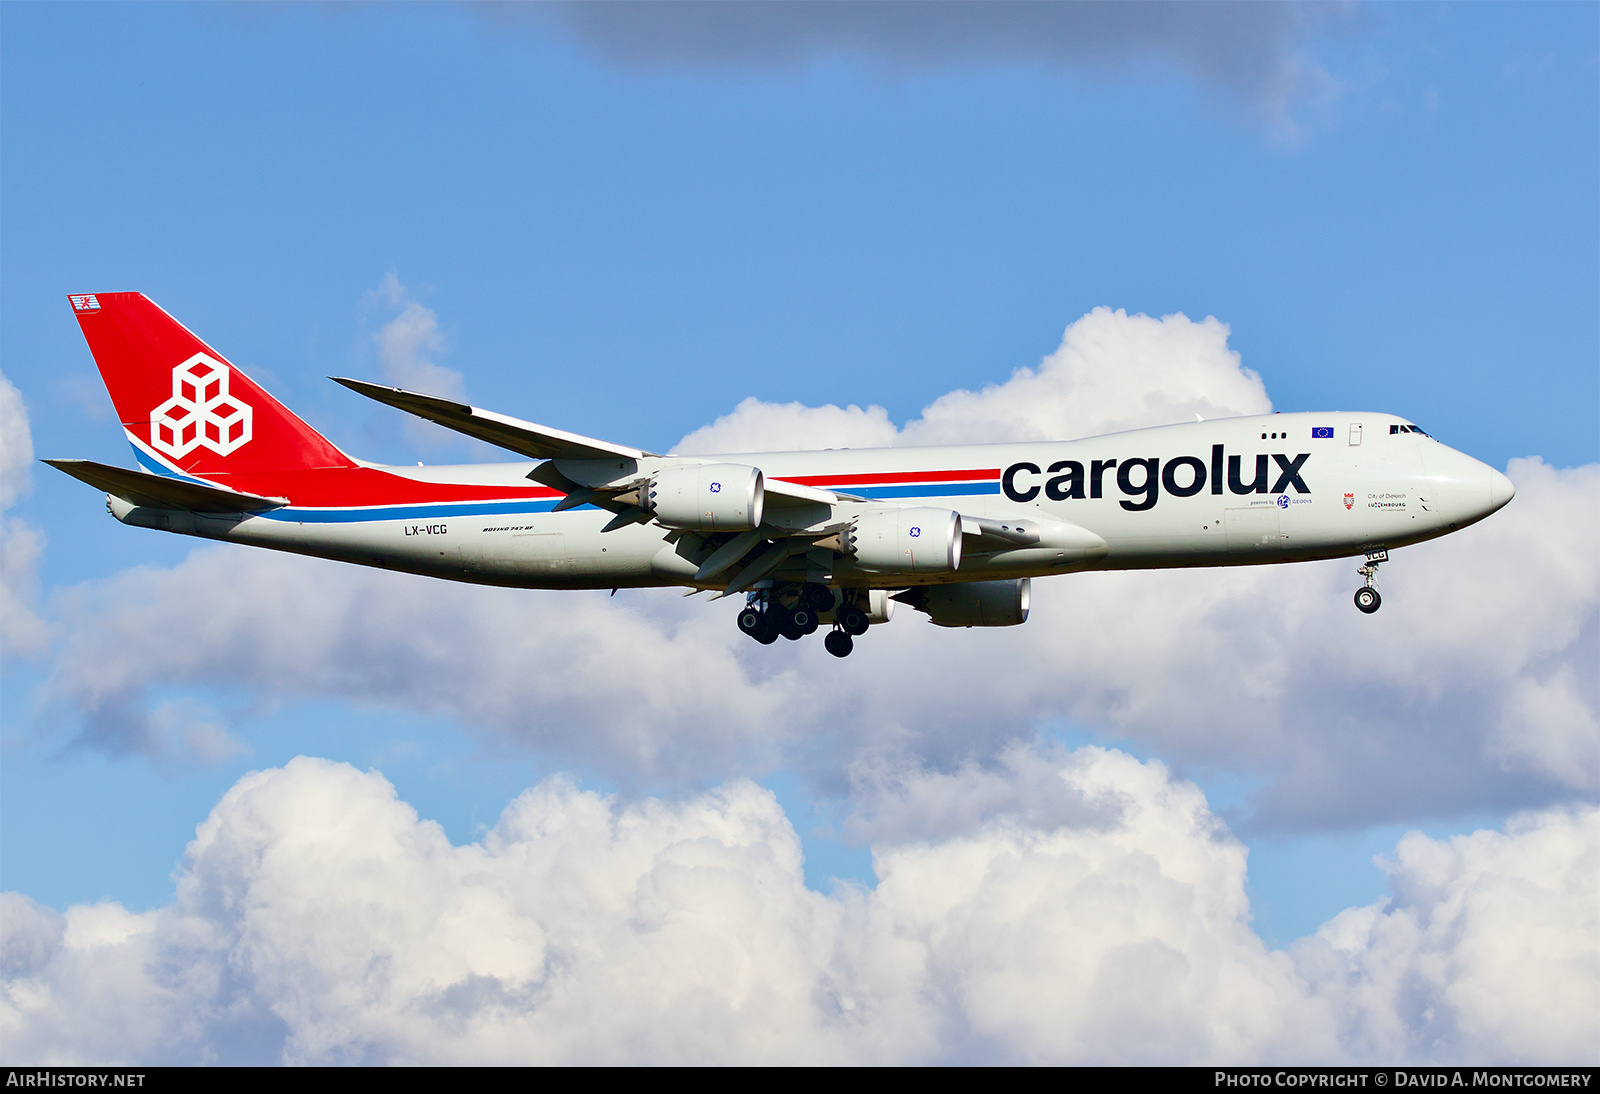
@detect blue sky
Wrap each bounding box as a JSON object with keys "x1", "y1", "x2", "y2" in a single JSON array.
[{"x1": 1, "y1": 2, "x2": 1595, "y2": 1064}]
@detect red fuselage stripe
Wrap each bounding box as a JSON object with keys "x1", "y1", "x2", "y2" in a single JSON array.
[
  {"x1": 199, "y1": 466, "x2": 562, "y2": 507},
  {"x1": 187, "y1": 466, "x2": 1004, "y2": 507},
  {"x1": 786, "y1": 468, "x2": 1000, "y2": 487}
]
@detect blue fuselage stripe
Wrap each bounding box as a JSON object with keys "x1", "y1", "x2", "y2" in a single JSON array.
[
  {"x1": 847, "y1": 483, "x2": 1000, "y2": 499},
  {"x1": 131, "y1": 445, "x2": 199, "y2": 482},
  {"x1": 258, "y1": 500, "x2": 563, "y2": 523}
]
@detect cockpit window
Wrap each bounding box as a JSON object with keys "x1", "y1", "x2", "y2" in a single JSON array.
[{"x1": 1390, "y1": 424, "x2": 1432, "y2": 437}]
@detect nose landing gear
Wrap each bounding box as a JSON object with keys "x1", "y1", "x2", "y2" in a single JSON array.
[{"x1": 1354, "y1": 549, "x2": 1387, "y2": 614}]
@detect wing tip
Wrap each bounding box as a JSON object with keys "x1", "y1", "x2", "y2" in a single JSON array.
[{"x1": 331, "y1": 375, "x2": 395, "y2": 393}]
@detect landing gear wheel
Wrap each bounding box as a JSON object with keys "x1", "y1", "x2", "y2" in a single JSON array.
[
  {"x1": 778, "y1": 609, "x2": 807, "y2": 641},
  {"x1": 1354, "y1": 587, "x2": 1381, "y2": 614},
  {"x1": 740, "y1": 606, "x2": 782, "y2": 643},
  {"x1": 824, "y1": 630, "x2": 854, "y2": 658},
  {"x1": 737, "y1": 608, "x2": 766, "y2": 637},
  {"x1": 838, "y1": 606, "x2": 869, "y2": 636},
  {"x1": 801, "y1": 584, "x2": 835, "y2": 611}
]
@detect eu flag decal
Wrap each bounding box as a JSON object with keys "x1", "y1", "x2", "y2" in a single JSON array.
[{"x1": 1311, "y1": 426, "x2": 1335, "y2": 439}]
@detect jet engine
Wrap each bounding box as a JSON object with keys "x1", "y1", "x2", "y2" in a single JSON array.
[
  {"x1": 898, "y1": 578, "x2": 1031, "y2": 627},
  {"x1": 865, "y1": 588, "x2": 896, "y2": 624},
  {"x1": 643, "y1": 463, "x2": 764, "y2": 531},
  {"x1": 840, "y1": 507, "x2": 962, "y2": 574}
]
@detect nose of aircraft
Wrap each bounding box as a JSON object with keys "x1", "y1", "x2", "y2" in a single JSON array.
[
  {"x1": 1425, "y1": 444, "x2": 1514, "y2": 529},
  {"x1": 1487, "y1": 465, "x2": 1516, "y2": 513}
]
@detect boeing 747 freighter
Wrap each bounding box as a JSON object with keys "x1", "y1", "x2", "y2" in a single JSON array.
[{"x1": 49, "y1": 293, "x2": 1514, "y2": 657}]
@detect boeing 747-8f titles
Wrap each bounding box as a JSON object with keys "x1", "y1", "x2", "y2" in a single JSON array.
[{"x1": 49, "y1": 293, "x2": 1516, "y2": 657}]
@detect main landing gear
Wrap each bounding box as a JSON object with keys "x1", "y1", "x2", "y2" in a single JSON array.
[
  {"x1": 1354, "y1": 549, "x2": 1387, "y2": 614},
  {"x1": 738, "y1": 583, "x2": 869, "y2": 657}
]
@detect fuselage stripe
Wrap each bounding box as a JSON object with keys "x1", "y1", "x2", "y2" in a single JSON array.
[
  {"x1": 846, "y1": 483, "x2": 1000, "y2": 499},
  {"x1": 128, "y1": 446, "x2": 1005, "y2": 522},
  {"x1": 258, "y1": 499, "x2": 564, "y2": 523},
  {"x1": 789, "y1": 468, "x2": 1000, "y2": 487},
  {"x1": 250, "y1": 483, "x2": 1001, "y2": 523}
]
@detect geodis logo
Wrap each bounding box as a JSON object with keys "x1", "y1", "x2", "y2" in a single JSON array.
[
  {"x1": 149, "y1": 354, "x2": 254, "y2": 458},
  {"x1": 1001, "y1": 445, "x2": 1310, "y2": 511}
]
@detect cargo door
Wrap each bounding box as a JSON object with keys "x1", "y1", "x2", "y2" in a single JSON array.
[
  {"x1": 1225, "y1": 507, "x2": 1283, "y2": 553},
  {"x1": 510, "y1": 532, "x2": 573, "y2": 574}
]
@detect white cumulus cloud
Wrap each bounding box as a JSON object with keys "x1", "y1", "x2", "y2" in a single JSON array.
[
  {"x1": 359, "y1": 275, "x2": 478, "y2": 456},
  {"x1": 43, "y1": 549, "x2": 797, "y2": 774},
  {"x1": 0, "y1": 370, "x2": 35, "y2": 512},
  {"x1": 33, "y1": 307, "x2": 1599, "y2": 823},
  {"x1": 368, "y1": 273, "x2": 465, "y2": 402},
  {"x1": 675, "y1": 307, "x2": 1272, "y2": 454},
  {"x1": 2, "y1": 749, "x2": 1593, "y2": 1064},
  {"x1": 676, "y1": 397, "x2": 898, "y2": 456},
  {"x1": 1297, "y1": 806, "x2": 1600, "y2": 1063},
  {"x1": 0, "y1": 369, "x2": 48, "y2": 659}
]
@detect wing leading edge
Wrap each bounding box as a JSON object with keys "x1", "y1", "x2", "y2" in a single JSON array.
[
  {"x1": 334, "y1": 376, "x2": 841, "y2": 507},
  {"x1": 332, "y1": 377, "x2": 655, "y2": 463}
]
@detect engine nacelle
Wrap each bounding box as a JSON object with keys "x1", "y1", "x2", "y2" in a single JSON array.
[
  {"x1": 842, "y1": 507, "x2": 962, "y2": 574},
  {"x1": 866, "y1": 588, "x2": 895, "y2": 624},
  {"x1": 906, "y1": 579, "x2": 1031, "y2": 627},
  {"x1": 646, "y1": 463, "x2": 764, "y2": 531}
]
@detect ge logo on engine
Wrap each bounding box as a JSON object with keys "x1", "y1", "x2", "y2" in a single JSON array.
[
  {"x1": 708, "y1": 482, "x2": 721, "y2": 493},
  {"x1": 908, "y1": 526, "x2": 921, "y2": 537},
  {"x1": 149, "y1": 354, "x2": 254, "y2": 458}
]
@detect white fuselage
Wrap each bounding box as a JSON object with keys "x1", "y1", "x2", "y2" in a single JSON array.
[{"x1": 112, "y1": 412, "x2": 1514, "y2": 590}]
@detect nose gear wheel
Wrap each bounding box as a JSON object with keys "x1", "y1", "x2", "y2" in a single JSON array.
[{"x1": 1354, "y1": 549, "x2": 1386, "y2": 614}]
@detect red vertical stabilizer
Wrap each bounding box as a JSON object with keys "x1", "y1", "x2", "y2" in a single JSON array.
[{"x1": 69, "y1": 292, "x2": 355, "y2": 476}]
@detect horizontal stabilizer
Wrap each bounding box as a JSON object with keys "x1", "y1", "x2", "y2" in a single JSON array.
[
  {"x1": 333, "y1": 377, "x2": 656, "y2": 462},
  {"x1": 43, "y1": 459, "x2": 288, "y2": 513}
]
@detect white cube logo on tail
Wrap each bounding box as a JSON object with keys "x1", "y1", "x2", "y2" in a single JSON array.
[{"x1": 149, "y1": 354, "x2": 253, "y2": 458}]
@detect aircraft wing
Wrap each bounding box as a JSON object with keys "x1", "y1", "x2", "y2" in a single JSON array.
[
  {"x1": 763, "y1": 478, "x2": 843, "y2": 505},
  {"x1": 44, "y1": 459, "x2": 289, "y2": 513},
  {"x1": 332, "y1": 377, "x2": 656, "y2": 462},
  {"x1": 337, "y1": 376, "x2": 844, "y2": 506}
]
